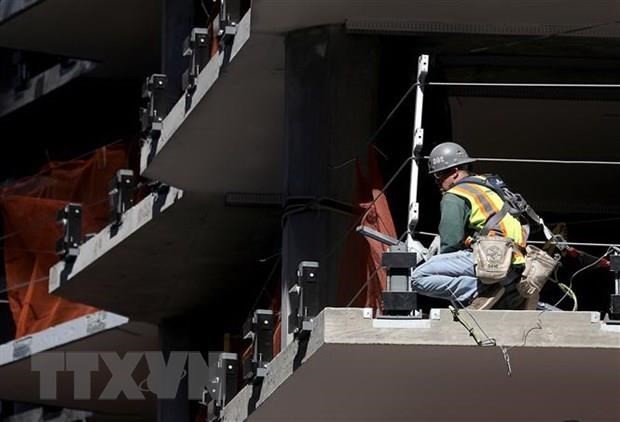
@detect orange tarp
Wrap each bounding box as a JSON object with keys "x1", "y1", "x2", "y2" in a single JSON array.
[
  {"x1": 0, "y1": 145, "x2": 128, "y2": 338},
  {"x1": 337, "y1": 148, "x2": 397, "y2": 310}
]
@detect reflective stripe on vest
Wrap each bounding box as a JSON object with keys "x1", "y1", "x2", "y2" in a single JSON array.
[{"x1": 447, "y1": 177, "x2": 526, "y2": 264}]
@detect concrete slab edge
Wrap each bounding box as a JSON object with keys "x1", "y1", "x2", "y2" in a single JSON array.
[
  {"x1": 220, "y1": 307, "x2": 619, "y2": 421},
  {"x1": 0, "y1": 311, "x2": 128, "y2": 367},
  {"x1": 323, "y1": 308, "x2": 620, "y2": 349},
  {"x1": 0, "y1": 0, "x2": 44, "y2": 24},
  {"x1": 222, "y1": 311, "x2": 326, "y2": 421},
  {"x1": 48, "y1": 186, "x2": 183, "y2": 294},
  {"x1": 0, "y1": 60, "x2": 96, "y2": 118},
  {"x1": 139, "y1": 9, "x2": 252, "y2": 174}
]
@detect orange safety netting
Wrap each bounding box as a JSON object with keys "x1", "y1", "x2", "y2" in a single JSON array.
[
  {"x1": 0, "y1": 145, "x2": 128, "y2": 338},
  {"x1": 337, "y1": 148, "x2": 397, "y2": 310}
]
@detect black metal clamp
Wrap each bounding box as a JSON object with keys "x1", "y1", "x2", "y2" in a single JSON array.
[
  {"x1": 216, "y1": 0, "x2": 238, "y2": 66},
  {"x1": 56, "y1": 203, "x2": 82, "y2": 260},
  {"x1": 182, "y1": 27, "x2": 210, "y2": 95},
  {"x1": 381, "y1": 246, "x2": 419, "y2": 316},
  {"x1": 140, "y1": 73, "x2": 168, "y2": 137},
  {"x1": 356, "y1": 226, "x2": 421, "y2": 317},
  {"x1": 289, "y1": 261, "x2": 320, "y2": 334},
  {"x1": 205, "y1": 352, "x2": 238, "y2": 420},
  {"x1": 242, "y1": 309, "x2": 274, "y2": 381},
  {"x1": 108, "y1": 169, "x2": 135, "y2": 227}
]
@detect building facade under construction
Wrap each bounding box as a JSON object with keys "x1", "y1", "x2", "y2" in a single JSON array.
[{"x1": 0, "y1": 1, "x2": 619, "y2": 421}]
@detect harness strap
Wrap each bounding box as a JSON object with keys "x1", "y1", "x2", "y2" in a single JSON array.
[
  {"x1": 455, "y1": 175, "x2": 556, "y2": 241},
  {"x1": 480, "y1": 202, "x2": 510, "y2": 236}
]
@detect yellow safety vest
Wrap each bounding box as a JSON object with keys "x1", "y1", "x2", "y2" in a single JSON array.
[{"x1": 447, "y1": 176, "x2": 526, "y2": 265}]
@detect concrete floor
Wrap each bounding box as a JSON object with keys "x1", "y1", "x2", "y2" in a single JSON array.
[{"x1": 224, "y1": 307, "x2": 620, "y2": 422}]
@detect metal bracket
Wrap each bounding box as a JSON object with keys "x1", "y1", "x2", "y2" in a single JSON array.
[
  {"x1": 362, "y1": 308, "x2": 374, "y2": 319},
  {"x1": 289, "y1": 261, "x2": 320, "y2": 334},
  {"x1": 207, "y1": 352, "x2": 238, "y2": 419},
  {"x1": 108, "y1": 169, "x2": 135, "y2": 227},
  {"x1": 182, "y1": 27, "x2": 210, "y2": 94},
  {"x1": 56, "y1": 203, "x2": 82, "y2": 260},
  {"x1": 412, "y1": 127, "x2": 424, "y2": 157},
  {"x1": 140, "y1": 74, "x2": 168, "y2": 136},
  {"x1": 14, "y1": 52, "x2": 30, "y2": 92},
  {"x1": 610, "y1": 254, "x2": 620, "y2": 320},
  {"x1": 86, "y1": 311, "x2": 107, "y2": 334},
  {"x1": 13, "y1": 336, "x2": 32, "y2": 360},
  {"x1": 356, "y1": 225, "x2": 421, "y2": 316},
  {"x1": 218, "y1": 2, "x2": 238, "y2": 68},
  {"x1": 242, "y1": 309, "x2": 274, "y2": 381},
  {"x1": 430, "y1": 308, "x2": 442, "y2": 320}
]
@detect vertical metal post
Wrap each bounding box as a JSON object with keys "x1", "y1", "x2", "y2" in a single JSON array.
[
  {"x1": 610, "y1": 255, "x2": 620, "y2": 320},
  {"x1": 406, "y1": 54, "x2": 429, "y2": 260},
  {"x1": 281, "y1": 273, "x2": 291, "y2": 348}
]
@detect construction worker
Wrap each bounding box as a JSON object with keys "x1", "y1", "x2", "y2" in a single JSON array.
[{"x1": 410, "y1": 142, "x2": 526, "y2": 309}]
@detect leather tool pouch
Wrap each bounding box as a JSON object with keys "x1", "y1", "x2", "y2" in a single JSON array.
[
  {"x1": 472, "y1": 236, "x2": 514, "y2": 284},
  {"x1": 517, "y1": 245, "x2": 558, "y2": 298}
]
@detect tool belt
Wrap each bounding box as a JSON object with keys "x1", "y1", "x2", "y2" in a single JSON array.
[
  {"x1": 517, "y1": 245, "x2": 559, "y2": 298},
  {"x1": 472, "y1": 236, "x2": 514, "y2": 284}
]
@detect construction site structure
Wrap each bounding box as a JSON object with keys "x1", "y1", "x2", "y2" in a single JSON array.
[{"x1": 1, "y1": 1, "x2": 619, "y2": 421}]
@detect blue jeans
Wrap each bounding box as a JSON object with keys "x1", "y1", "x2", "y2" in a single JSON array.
[{"x1": 410, "y1": 250, "x2": 481, "y2": 305}]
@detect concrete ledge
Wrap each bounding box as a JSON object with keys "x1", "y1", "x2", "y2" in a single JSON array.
[
  {"x1": 140, "y1": 8, "x2": 284, "y2": 196},
  {"x1": 49, "y1": 186, "x2": 182, "y2": 294},
  {"x1": 0, "y1": 311, "x2": 158, "y2": 417},
  {"x1": 0, "y1": 0, "x2": 44, "y2": 24},
  {"x1": 253, "y1": 0, "x2": 620, "y2": 36},
  {"x1": 223, "y1": 307, "x2": 620, "y2": 421},
  {"x1": 48, "y1": 184, "x2": 279, "y2": 322},
  {"x1": 139, "y1": 9, "x2": 252, "y2": 175},
  {"x1": 48, "y1": 186, "x2": 183, "y2": 320},
  {"x1": 0, "y1": 60, "x2": 96, "y2": 118},
  {"x1": 0, "y1": 0, "x2": 159, "y2": 78},
  {"x1": 4, "y1": 408, "x2": 91, "y2": 422},
  {"x1": 0, "y1": 311, "x2": 128, "y2": 366}
]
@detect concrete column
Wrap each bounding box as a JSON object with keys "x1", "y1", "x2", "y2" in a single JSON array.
[{"x1": 281, "y1": 26, "x2": 379, "y2": 346}]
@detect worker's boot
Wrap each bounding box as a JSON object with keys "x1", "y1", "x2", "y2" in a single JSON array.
[{"x1": 467, "y1": 284, "x2": 505, "y2": 310}]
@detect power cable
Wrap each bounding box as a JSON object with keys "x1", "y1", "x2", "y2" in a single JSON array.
[
  {"x1": 330, "y1": 82, "x2": 420, "y2": 170},
  {"x1": 552, "y1": 246, "x2": 613, "y2": 309},
  {"x1": 527, "y1": 240, "x2": 620, "y2": 248},
  {"x1": 0, "y1": 274, "x2": 49, "y2": 297},
  {"x1": 0, "y1": 191, "x2": 115, "y2": 244},
  {"x1": 428, "y1": 82, "x2": 620, "y2": 89},
  {"x1": 468, "y1": 20, "x2": 620, "y2": 54},
  {"x1": 345, "y1": 265, "x2": 383, "y2": 308},
  {"x1": 422, "y1": 155, "x2": 620, "y2": 166},
  {"x1": 548, "y1": 216, "x2": 620, "y2": 227},
  {"x1": 320, "y1": 155, "x2": 414, "y2": 264},
  {"x1": 200, "y1": 0, "x2": 211, "y2": 21},
  {"x1": 491, "y1": 246, "x2": 616, "y2": 373},
  {"x1": 246, "y1": 254, "x2": 281, "y2": 321},
  {"x1": 1, "y1": 138, "x2": 126, "y2": 188},
  {"x1": 0, "y1": 139, "x2": 133, "y2": 244},
  {"x1": 447, "y1": 287, "x2": 496, "y2": 346}
]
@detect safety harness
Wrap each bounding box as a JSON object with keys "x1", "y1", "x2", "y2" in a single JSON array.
[{"x1": 454, "y1": 174, "x2": 555, "y2": 243}]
